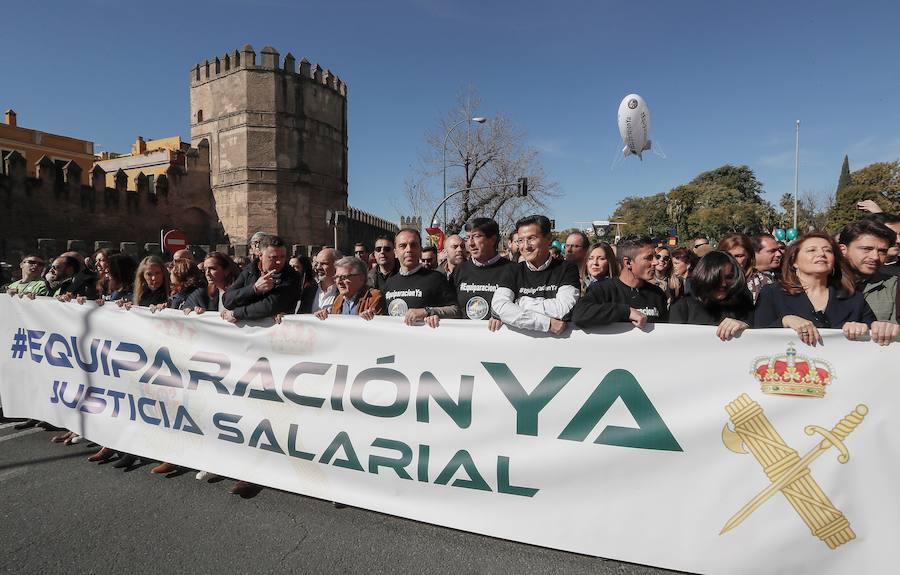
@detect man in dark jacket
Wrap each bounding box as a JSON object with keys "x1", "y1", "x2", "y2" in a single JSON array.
[
  {"x1": 367, "y1": 233, "x2": 399, "y2": 290},
  {"x1": 222, "y1": 235, "x2": 299, "y2": 322},
  {"x1": 572, "y1": 236, "x2": 668, "y2": 329}
]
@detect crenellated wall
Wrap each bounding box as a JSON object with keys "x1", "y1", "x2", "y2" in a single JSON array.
[
  {"x1": 0, "y1": 140, "x2": 226, "y2": 261},
  {"x1": 190, "y1": 44, "x2": 348, "y2": 247}
]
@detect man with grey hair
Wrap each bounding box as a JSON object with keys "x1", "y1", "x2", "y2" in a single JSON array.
[
  {"x1": 309, "y1": 247, "x2": 341, "y2": 313},
  {"x1": 314, "y1": 256, "x2": 383, "y2": 320},
  {"x1": 249, "y1": 231, "x2": 268, "y2": 262}
]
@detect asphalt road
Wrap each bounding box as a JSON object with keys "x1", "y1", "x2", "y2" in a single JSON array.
[{"x1": 0, "y1": 419, "x2": 682, "y2": 575}]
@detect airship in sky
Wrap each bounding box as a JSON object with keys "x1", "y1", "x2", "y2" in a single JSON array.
[{"x1": 617, "y1": 94, "x2": 652, "y2": 160}]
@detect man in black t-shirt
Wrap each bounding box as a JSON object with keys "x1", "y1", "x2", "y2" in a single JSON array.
[
  {"x1": 451, "y1": 217, "x2": 513, "y2": 324},
  {"x1": 382, "y1": 228, "x2": 458, "y2": 327},
  {"x1": 572, "y1": 236, "x2": 668, "y2": 329},
  {"x1": 491, "y1": 215, "x2": 580, "y2": 334}
]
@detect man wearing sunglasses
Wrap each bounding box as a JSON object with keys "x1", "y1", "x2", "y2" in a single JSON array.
[
  {"x1": 353, "y1": 243, "x2": 370, "y2": 267},
  {"x1": 46, "y1": 255, "x2": 81, "y2": 297},
  {"x1": 691, "y1": 237, "x2": 710, "y2": 256},
  {"x1": 5, "y1": 255, "x2": 49, "y2": 296},
  {"x1": 314, "y1": 256, "x2": 383, "y2": 320},
  {"x1": 367, "y1": 233, "x2": 400, "y2": 291}
]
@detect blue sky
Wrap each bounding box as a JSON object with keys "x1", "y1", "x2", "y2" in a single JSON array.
[{"x1": 3, "y1": 0, "x2": 899, "y2": 231}]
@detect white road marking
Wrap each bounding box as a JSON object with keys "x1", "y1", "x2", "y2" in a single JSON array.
[{"x1": 0, "y1": 428, "x2": 43, "y2": 443}]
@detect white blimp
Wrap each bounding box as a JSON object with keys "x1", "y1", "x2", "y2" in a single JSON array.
[{"x1": 617, "y1": 93, "x2": 652, "y2": 160}]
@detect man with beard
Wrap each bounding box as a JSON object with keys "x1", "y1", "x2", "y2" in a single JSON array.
[
  {"x1": 491, "y1": 215, "x2": 580, "y2": 334},
  {"x1": 572, "y1": 236, "x2": 668, "y2": 328},
  {"x1": 45, "y1": 255, "x2": 81, "y2": 297},
  {"x1": 420, "y1": 245, "x2": 439, "y2": 270},
  {"x1": 441, "y1": 234, "x2": 466, "y2": 277},
  {"x1": 222, "y1": 235, "x2": 299, "y2": 322},
  {"x1": 838, "y1": 219, "x2": 899, "y2": 345},
  {"x1": 865, "y1": 212, "x2": 900, "y2": 276},
  {"x1": 451, "y1": 218, "x2": 513, "y2": 324},
  {"x1": 382, "y1": 228, "x2": 457, "y2": 327}
]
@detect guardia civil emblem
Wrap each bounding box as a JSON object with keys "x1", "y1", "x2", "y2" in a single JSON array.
[
  {"x1": 718, "y1": 344, "x2": 866, "y2": 550},
  {"x1": 388, "y1": 298, "x2": 409, "y2": 317},
  {"x1": 466, "y1": 296, "x2": 489, "y2": 320}
]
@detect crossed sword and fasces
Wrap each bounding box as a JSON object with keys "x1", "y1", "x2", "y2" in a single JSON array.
[{"x1": 720, "y1": 394, "x2": 868, "y2": 549}]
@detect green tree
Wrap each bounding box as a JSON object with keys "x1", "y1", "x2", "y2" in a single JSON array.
[
  {"x1": 779, "y1": 192, "x2": 829, "y2": 232},
  {"x1": 690, "y1": 165, "x2": 764, "y2": 203},
  {"x1": 836, "y1": 155, "x2": 852, "y2": 198},
  {"x1": 610, "y1": 193, "x2": 670, "y2": 236},
  {"x1": 827, "y1": 160, "x2": 900, "y2": 231}
]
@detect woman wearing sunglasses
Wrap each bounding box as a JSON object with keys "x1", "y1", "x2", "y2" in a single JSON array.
[{"x1": 647, "y1": 246, "x2": 683, "y2": 304}]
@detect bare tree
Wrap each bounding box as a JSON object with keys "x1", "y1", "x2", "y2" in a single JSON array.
[{"x1": 402, "y1": 88, "x2": 560, "y2": 235}]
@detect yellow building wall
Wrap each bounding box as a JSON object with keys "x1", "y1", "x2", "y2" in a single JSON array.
[{"x1": 0, "y1": 122, "x2": 95, "y2": 178}]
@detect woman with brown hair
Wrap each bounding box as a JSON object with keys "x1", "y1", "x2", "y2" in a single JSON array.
[
  {"x1": 754, "y1": 232, "x2": 875, "y2": 346},
  {"x1": 719, "y1": 233, "x2": 773, "y2": 302},
  {"x1": 670, "y1": 247, "x2": 698, "y2": 280},
  {"x1": 167, "y1": 258, "x2": 206, "y2": 311},
  {"x1": 183, "y1": 251, "x2": 240, "y2": 313},
  {"x1": 585, "y1": 242, "x2": 619, "y2": 287}
]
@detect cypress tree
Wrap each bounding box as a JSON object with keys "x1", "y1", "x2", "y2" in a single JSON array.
[{"x1": 836, "y1": 155, "x2": 852, "y2": 201}]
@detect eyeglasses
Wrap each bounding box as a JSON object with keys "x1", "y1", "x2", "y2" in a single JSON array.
[
  {"x1": 335, "y1": 273, "x2": 364, "y2": 282},
  {"x1": 654, "y1": 254, "x2": 671, "y2": 261},
  {"x1": 515, "y1": 235, "x2": 542, "y2": 246},
  {"x1": 693, "y1": 242, "x2": 709, "y2": 249},
  {"x1": 374, "y1": 246, "x2": 393, "y2": 253}
]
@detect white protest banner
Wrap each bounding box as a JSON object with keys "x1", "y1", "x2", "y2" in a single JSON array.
[{"x1": 1, "y1": 295, "x2": 898, "y2": 574}]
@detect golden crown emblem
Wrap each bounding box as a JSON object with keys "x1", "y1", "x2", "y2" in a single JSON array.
[{"x1": 751, "y1": 344, "x2": 834, "y2": 398}]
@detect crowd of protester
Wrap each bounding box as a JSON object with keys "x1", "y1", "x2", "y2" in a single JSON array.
[{"x1": 3, "y1": 202, "x2": 899, "y2": 496}]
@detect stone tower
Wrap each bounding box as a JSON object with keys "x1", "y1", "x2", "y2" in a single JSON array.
[{"x1": 189, "y1": 44, "x2": 348, "y2": 246}]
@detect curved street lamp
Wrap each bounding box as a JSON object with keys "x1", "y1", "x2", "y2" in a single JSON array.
[{"x1": 442, "y1": 117, "x2": 487, "y2": 229}]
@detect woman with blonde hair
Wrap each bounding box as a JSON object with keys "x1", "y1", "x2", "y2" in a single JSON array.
[
  {"x1": 130, "y1": 255, "x2": 169, "y2": 308},
  {"x1": 648, "y1": 246, "x2": 683, "y2": 303}
]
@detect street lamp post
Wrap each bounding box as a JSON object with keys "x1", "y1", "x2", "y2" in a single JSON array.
[{"x1": 442, "y1": 116, "x2": 486, "y2": 229}]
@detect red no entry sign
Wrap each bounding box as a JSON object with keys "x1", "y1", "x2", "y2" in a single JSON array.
[{"x1": 162, "y1": 229, "x2": 189, "y2": 253}]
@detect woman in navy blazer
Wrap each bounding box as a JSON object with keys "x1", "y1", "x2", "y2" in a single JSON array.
[{"x1": 755, "y1": 232, "x2": 875, "y2": 346}]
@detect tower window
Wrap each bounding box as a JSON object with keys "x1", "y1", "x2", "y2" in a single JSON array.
[{"x1": 197, "y1": 110, "x2": 204, "y2": 123}]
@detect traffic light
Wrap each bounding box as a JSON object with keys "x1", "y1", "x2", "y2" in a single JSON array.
[{"x1": 517, "y1": 177, "x2": 528, "y2": 197}]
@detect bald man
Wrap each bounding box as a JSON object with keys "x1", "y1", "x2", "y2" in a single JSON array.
[
  {"x1": 442, "y1": 234, "x2": 466, "y2": 277},
  {"x1": 309, "y1": 247, "x2": 341, "y2": 313}
]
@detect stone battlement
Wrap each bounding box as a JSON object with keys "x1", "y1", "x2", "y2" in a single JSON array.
[
  {"x1": 0, "y1": 139, "x2": 226, "y2": 261},
  {"x1": 190, "y1": 44, "x2": 347, "y2": 97}
]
